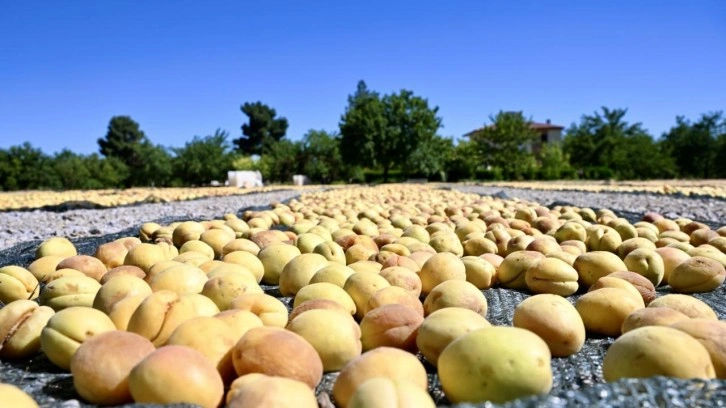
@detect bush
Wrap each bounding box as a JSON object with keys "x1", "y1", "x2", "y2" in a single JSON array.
[
  {"x1": 475, "y1": 167, "x2": 504, "y2": 181},
  {"x1": 363, "y1": 169, "x2": 405, "y2": 184},
  {"x1": 583, "y1": 166, "x2": 615, "y2": 180}
]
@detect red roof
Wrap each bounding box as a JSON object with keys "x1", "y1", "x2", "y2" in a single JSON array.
[
  {"x1": 464, "y1": 120, "x2": 564, "y2": 137},
  {"x1": 529, "y1": 121, "x2": 564, "y2": 130}
]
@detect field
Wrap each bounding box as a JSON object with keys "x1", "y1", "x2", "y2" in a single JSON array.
[
  {"x1": 0, "y1": 183, "x2": 725, "y2": 407},
  {"x1": 3, "y1": 180, "x2": 726, "y2": 212}
]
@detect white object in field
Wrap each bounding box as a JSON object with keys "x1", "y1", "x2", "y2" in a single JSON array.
[
  {"x1": 228, "y1": 171, "x2": 264, "y2": 187},
  {"x1": 293, "y1": 175, "x2": 309, "y2": 186}
]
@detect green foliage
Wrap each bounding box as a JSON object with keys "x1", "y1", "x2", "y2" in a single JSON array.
[
  {"x1": 516, "y1": 155, "x2": 540, "y2": 181},
  {"x1": 256, "y1": 139, "x2": 304, "y2": 183},
  {"x1": 468, "y1": 111, "x2": 539, "y2": 180},
  {"x1": 51, "y1": 150, "x2": 93, "y2": 190},
  {"x1": 339, "y1": 80, "x2": 442, "y2": 181},
  {"x1": 616, "y1": 134, "x2": 677, "y2": 179},
  {"x1": 346, "y1": 166, "x2": 366, "y2": 184},
  {"x1": 444, "y1": 140, "x2": 480, "y2": 181},
  {"x1": 6, "y1": 104, "x2": 726, "y2": 191},
  {"x1": 0, "y1": 143, "x2": 129, "y2": 191},
  {"x1": 98, "y1": 116, "x2": 147, "y2": 159},
  {"x1": 234, "y1": 102, "x2": 289, "y2": 155},
  {"x1": 476, "y1": 167, "x2": 504, "y2": 181},
  {"x1": 231, "y1": 155, "x2": 258, "y2": 171},
  {"x1": 362, "y1": 168, "x2": 405, "y2": 184},
  {"x1": 659, "y1": 112, "x2": 725, "y2": 178},
  {"x1": 172, "y1": 129, "x2": 236, "y2": 186},
  {"x1": 97, "y1": 115, "x2": 173, "y2": 187},
  {"x1": 300, "y1": 129, "x2": 345, "y2": 184},
  {"x1": 0, "y1": 143, "x2": 58, "y2": 190},
  {"x1": 125, "y1": 143, "x2": 174, "y2": 187},
  {"x1": 339, "y1": 81, "x2": 381, "y2": 169},
  {"x1": 536, "y1": 144, "x2": 575, "y2": 180},
  {"x1": 717, "y1": 132, "x2": 726, "y2": 178},
  {"x1": 563, "y1": 107, "x2": 675, "y2": 179},
  {"x1": 582, "y1": 166, "x2": 615, "y2": 180},
  {"x1": 82, "y1": 155, "x2": 129, "y2": 189},
  {"x1": 51, "y1": 151, "x2": 131, "y2": 190},
  {"x1": 405, "y1": 134, "x2": 454, "y2": 181}
]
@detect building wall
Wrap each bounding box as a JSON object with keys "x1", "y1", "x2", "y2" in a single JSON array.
[
  {"x1": 528, "y1": 129, "x2": 563, "y2": 155},
  {"x1": 546, "y1": 129, "x2": 563, "y2": 144}
]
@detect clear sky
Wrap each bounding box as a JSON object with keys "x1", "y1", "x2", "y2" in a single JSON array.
[{"x1": 1, "y1": 1, "x2": 724, "y2": 155}]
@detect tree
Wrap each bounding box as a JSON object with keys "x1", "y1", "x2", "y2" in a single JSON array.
[
  {"x1": 538, "y1": 144, "x2": 574, "y2": 180},
  {"x1": 98, "y1": 116, "x2": 147, "y2": 161},
  {"x1": 717, "y1": 131, "x2": 726, "y2": 178},
  {"x1": 660, "y1": 112, "x2": 725, "y2": 178},
  {"x1": 52, "y1": 149, "x2": 92, "y2": 190},
  {"x1": 0, "y1": 143, "x2": 58, "y2": 191},
  {"x1": 405, "y1": 134, "x2": 454, "y2": 181},
  {"x1": 0, "y1": 147, "x2": 19, "y2": 191},
  {"x1": 339, "y1": 80, "x2": 442, "y2": 182},
  {"x1": 563, "y1": 107, "x2": 675, "y2": 179},
  {"x1": 128, "y1": 143, "x2": 174, "y2": 187},
  {"x1": 300, "y1": 129, "x2": 345, "y2": 184},
  {"x1": 230, "y1": 155, "x2": 258, "y2": 171},
  {"x1": 256, "y1": 139, "x2": 304, "y2": 183},
  {"x1": 0, "y1": 144, "x2": 131, "y2": 191},
  {"x1": 444, "y1": 139, "x2": 480, "y2": 181},
  {"x1": 564, "y1": 107, "x2": 633, "y2": 173},
  {"x1": 468, "y1": 111, "x2": 539, "y2": 180},
  {"x1": 49, "y1": 151, "x2": 131, "y2": 190},
  {"x1": 233, "y1": 102, "x2": 289, "y2": 155},
  {"x1": 83, "y1": 154, "x2": 129, "y2": 189},
  {"x1": 339, "y1": 81, "x2": 384, "y2": 175},
  {"x1": 98, "y1": 116, "x2": 167, "y2": 187},
  {"x1": 173, "y1": 129, "x2": 236, "y2": 186},
  {"x1": 619, "y1": 134, "x2": 677, "y2": 179}
]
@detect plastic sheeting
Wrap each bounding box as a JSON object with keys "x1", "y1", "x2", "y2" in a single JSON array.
[{"x1": 1, "y1": 209, "x2": 726, "y2": 407}]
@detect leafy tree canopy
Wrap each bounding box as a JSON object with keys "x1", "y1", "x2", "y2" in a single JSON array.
[
  {"x1": 404, "y1": 134, "x2": 454, "y2": 180},
  {"x1": 659, "y1": 111, "x2": 726, "y2": 178},
  {"x1": 234, "y1": 102, "x2": 289, "y2": 155},
  {"x1": 52, "y1": 149, "x2": 92, "y2": 190},
  {"x1": 339, "y1": 80, "x2": 442, "y2": 181},
  {"x1": 563, "y1": 107, "x2": 645, "y2": 170},
  {"x1": 126, "y1": 143, "x2": 174, "y2": 187},
  {"x1": 98, "y1": 116, "x2": 148, "y2": 159},
  {"x1": 172, "y1": 129, "x2": 236, "y2": 186},
  {"x1": 300, "y1": 129, "x2": 345, "y2": 184},
  {"x1": 97, "y1": 115, "x2": 172, "y2": 187},
  {"x1": 256, "y1": 139, "x2": 303, "y2": 183},
  {"x1": 0, "y1": 143, "x2": 57, "y2": 191},
  {"x1": 538, "y1": 144, "x2": 574, "y2": 180},
  {"x1": 563, "y1": 107, "x2": 676, "y2": 179},
  {"x1": 339, "y1": 81, "x2": 384, "y2": 169},
  {"x1": 83, "y1": 155, "x2": 129, "y2": 189},
  {"x1": 444, "y1": 139, "x2": 480, "y2": 182},
  {"x1": 0, "y1": 144, "x2": 130, "y2": 191},
  {"x1": 468, "y1": 111, "x2": 539, "y2": 179}
]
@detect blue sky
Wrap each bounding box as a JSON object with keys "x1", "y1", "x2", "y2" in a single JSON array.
[{"x1": 1, "y1": 1, "x2": 724, "y2": 155}]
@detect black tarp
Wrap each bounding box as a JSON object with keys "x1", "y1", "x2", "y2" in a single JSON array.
[{"x1": 1, "y1": 202, "x2": 725, "y2": 407}]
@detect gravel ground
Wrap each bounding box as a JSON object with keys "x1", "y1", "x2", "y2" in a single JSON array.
[
  {"x1": 0, "y1": 189, "x2": 315, "y2": 252},
  {"x1": 1, "y1": 185, "x2": 724, "y2": 252}
]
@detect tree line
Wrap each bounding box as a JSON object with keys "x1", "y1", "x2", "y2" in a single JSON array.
[{"x1": 1, "y1": 80, "x2": 725, "y2": 191}]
